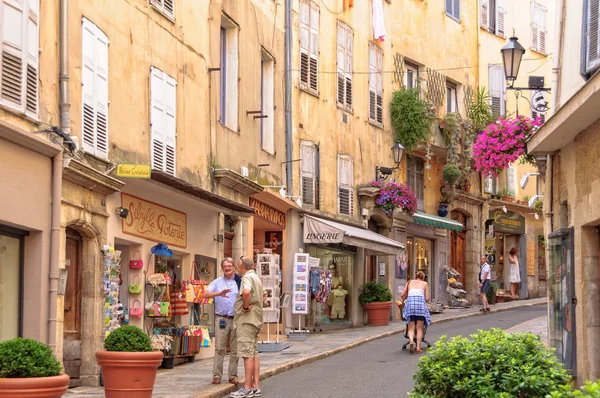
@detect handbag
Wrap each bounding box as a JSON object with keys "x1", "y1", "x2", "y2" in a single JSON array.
[
  {"x1": 130, "y1": 300, "x2": 143, "y2": 318},
  {"x1": 128, "y1": 274, "x2": 142, "y2": 294},
  {"x1": 169, "y1": 274, "x2": 189, "y2": 316},
  {"x1": 185, "y1": 262, "x2": 208, "y2": 303},
  {"x1": 401, "y1": 280, "x2": 411, "y2": 301},
  {"x1": 129, "y1": 250, "x2": 144, "y2": 269}
]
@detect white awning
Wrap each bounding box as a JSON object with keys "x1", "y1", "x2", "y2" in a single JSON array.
[{"x1": 303, "y1": 215, "x2": 406, "y2": 255}]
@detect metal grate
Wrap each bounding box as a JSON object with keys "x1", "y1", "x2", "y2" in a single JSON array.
[
  {"x1": 424, "y1": 68, "x2": 446, "y2": 115},
  {"x1": 463, "y1": 85, "x2": 475, "y2": 118},
  {"x1": 393, "y1": 53, "x2": 405, "y2": 89}
]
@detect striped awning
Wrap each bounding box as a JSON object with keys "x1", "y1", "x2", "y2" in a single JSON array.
[{"x1": 413, "y1": 211, "x2": 463, "y2": 232}]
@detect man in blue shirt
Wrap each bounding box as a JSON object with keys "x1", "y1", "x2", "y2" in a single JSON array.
[{"x1": 203, "y1": 257, "x2": 240, "y2": 385}]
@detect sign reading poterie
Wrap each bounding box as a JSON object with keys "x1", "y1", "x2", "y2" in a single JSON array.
[
  {"x1": 249, "y1": 198, "x2": 286, "y2": 228},
  {"x1": 121, "y1": 193, "x2": 187, "y2": 248},
  {"x1": 488, "y1": 210, "x2": 526, "y2": 235}
]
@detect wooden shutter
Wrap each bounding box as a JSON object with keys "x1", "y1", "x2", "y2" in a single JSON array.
[
  {"x1": 337, "y1": 155, "x2": 354, "y2": 215},
  {"x1": 299, "y1": 1, "x2": 310, "y2": 90},
  {"x1": 586, "y1": 0, "x2": 600, "y2": 73},
  {"x1": 407, "y1": 158, "x2": 424, "y2": 209},
  {"x1": 453, "y1": 0, "x2": 460, "y2": 20},
  {"x1": 150, "y1": 67, "x2": 177, "y2": 175},
  {"x1": 496, "y1": 0, "x2": 506, "y2": 38},
  {"x1": 531, "y1": 2, "x2": 546, "y2": 54},
  {"x1": 368, "y1": 44, "x2": 377, "y2": 123},
  {"x1": 81, "y1": 18, "x2": 109, "y2": 159},
  {"x1": 489, "y1": 64, "x2": 505, "y2": 117},
  {"x1": 150, "y1": 0, "x2": 174, "y2": 19},
  {"x1": 300, "y1": 141, "x2": 316, "y2": 205},
  {"x1": 309, "y1": 1, "x2": 319, "y2": 93},
  {"x1": 376, "y1": 47, "x2": 383, "y2": 124},
  {"x1": 480, "y1": 0, "x2": 489, "y2": 28},
  {"x1": 507, "y1": 165, "x2": 516, "y2": 196},
  {"x1": 336, "y1": 21, "x2": 353, "y2": 111},
  {"x1": 1, "y1": 0, "x2": 39, "y2": 115}
]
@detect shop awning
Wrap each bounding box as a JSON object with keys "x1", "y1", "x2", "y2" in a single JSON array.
[
  {"x1": 303, "y1": 215, "x2": 405, "y2": 255},
  {"x1": 412, "y1": 211, "x2": 463, "y2": 231}
]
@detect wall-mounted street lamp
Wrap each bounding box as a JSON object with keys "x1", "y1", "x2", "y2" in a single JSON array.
[{"x1": 375, "y1": 141, "x2": 404, "y2": 181}]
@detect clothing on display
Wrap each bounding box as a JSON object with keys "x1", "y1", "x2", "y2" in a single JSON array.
[
  {"x1": 330, "y1": 286, "x2": 348, "y2": 319},
  {"x1": 315, "y1": 269, "x2": 332, "y2": 304},
  {"x1": 309, "y1": 269, "x2": 321, "y2": 296},
  {"x1": 102, "y1": 246, "x2": 122, "y2": 336}
]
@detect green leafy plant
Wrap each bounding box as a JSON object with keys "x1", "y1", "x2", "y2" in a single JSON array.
[
  {"x1": 523, "y1": 194, "x2": 531, "y2": 203},
  {"x1": 0, "y1": 338, "x2": 62, "y2": 378},
  {"x1": 411, "y1": 329, "x2": 571, "y2": 398},
  {"x1": 486, "y1": 282, "x2": 499, "y2": 304},
  {"x1": 468, "y1": 88, "x2": 494, "y2": 134},
  {"x1": 104, "y1": 326, "x2": 152, "y2": 352},
  {"x1": 358, "y1": 281, "x2": 392, "y2": 304},
  {"x1": 390, "y1": 88, "x2": 434, "y2": 154},
  {"x1": 547, "y1": 379, "x2": 600, "y2": 397},
  {"x1": 534, "y1": 199, "x2": 543, "y2": 211},
  {"x1": 442, "y1": 164, "x2": 462, "y2": 186},
  {"x1": 497, "y1": 187, "x2": 514, "y2": 198}
]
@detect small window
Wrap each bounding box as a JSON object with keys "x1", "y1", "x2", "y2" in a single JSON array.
[
  {"x1": 150, "y1": 0, "x2": 174, "y2": 20},
  {"x1": 337, "y1": 155, "x2": 354, "y2": 215},
  {"x1": 531, "y1": 2, "x2": 547, "y2": 55},
  {"x1": 506, "y1": 165, "x2": 516, "y2": 196},
  {"x1": 489, "y1": 64, "x2": 506, "y2": 117},
  {"x1": 405, "y1": 63, "x2": 419, "y2": 89},
  {"x1": 583, "y1": 0, "x2": 600, "y2": 74},
  {"x1": 150, "y1": 67, "x2": 177, "y2": 176},
  {"x1": 336, "y1": 21, "x2": 353, "y2": 112},
  {"x1": 480, "y1": 0, "x2": 506, "y2": 37},
  {"x1": 446, "y1": 82, "x2": 457, "y2": 113},
  {"x1": 446, "y1": 0, "x2": 460, "y2": 21},
  {"x1": 368, "y1": 43, "x2": 384, "y2": 127},
  {"x1": 300, "y1": 0, "x2": 319, "y2": 95},
  {"x1": 220, "y1": 15, "x2": 239, "y2": 131},
  {"x1": 261, "y1": 50, "x2": 275, "y2": 154},
  {"x1": 484, "y1": 175, "x2": 497, "y2": 194},
  {"x1": 406, "y1": 157, "x2": 425, "y2": 210},
  {"x1": 300, "y1": 141, "x2": 320, "y2": 209}
]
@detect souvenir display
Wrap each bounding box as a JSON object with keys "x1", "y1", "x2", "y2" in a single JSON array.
[{"x1": 102, "y1": 246, "x2": 122, "y2": 336}]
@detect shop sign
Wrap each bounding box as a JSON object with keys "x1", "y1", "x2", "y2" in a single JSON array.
[
  {"x1": 488, "y1": 210, "x2": 526, "y2": 235},
  {"x1": 304, "y1": 217, "x2": 344, "y2": 244},
  {"x1": 121, "y1": 193, "x2": 187, "y2": 248},
  {"x1": 115, "y1": 164, "x2": 151, "y2": 179},
  {"x1": 249, "y1": 198, "x2": 286, "y2": 228}
]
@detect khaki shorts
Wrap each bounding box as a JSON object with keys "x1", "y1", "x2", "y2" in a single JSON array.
[{"x1": 237, "y1": 323, "x2": 260, "y2": 358}]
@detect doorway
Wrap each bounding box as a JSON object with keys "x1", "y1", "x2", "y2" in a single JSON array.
[{"x1": 64, "y1": 227, "x2": 83, "y2": 384}]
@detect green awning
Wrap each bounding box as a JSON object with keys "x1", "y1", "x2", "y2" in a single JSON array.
[{"x1": 413, "y1": 211, "x2": 463, "y2": 231}]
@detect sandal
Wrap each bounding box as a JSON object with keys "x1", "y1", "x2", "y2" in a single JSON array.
[
  {"x1": 212, "y1": 377, "x2": 221, "y2": 385},
  {"x1": 409, "y1": 341, "x2": 415, "y2": 354},
  {"x1": 229, "y1": 377, "x2": 238, "y2": 385},
  {"x1": 416, "y1": 349, "x2": 423, "y2": 353}
]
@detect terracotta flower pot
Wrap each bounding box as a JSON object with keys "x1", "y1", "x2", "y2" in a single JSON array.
[
  {"x1": 363, "y1": 301, "x2": 393, "y2": 326},
  {"x1": 0, "y1": 373, "x2": 70, "y2": 398},
  {"x1": 96, "y1": 351, "x2": 164, "y2": 398}
]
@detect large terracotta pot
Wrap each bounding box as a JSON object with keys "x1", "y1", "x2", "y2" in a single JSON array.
[
  {"x1": 364, "y1": 301, "x2": 393, "y2": 326},
  {"x1": 96, "y1": 351, "x2": 164, "y2": 398},
  {"x1": 0, "y1": 373, "x2": 70, "y2": 398}
]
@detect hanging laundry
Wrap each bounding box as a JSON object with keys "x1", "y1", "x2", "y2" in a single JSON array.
[{"x1": 372, "y1": 0, "x2": 386, "y2": 42}]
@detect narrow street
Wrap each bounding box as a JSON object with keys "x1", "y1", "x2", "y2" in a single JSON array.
[{"x1": 255, "y1": 306, "x2": 547, "y2": 398}]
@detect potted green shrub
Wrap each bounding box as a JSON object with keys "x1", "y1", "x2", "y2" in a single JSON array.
[
  {"x1": 411, "y1": 329, "x2": 571, "y2": 397},
  {"x1": 486, "y1": 282, "x2": 498, "y2": 305},
  {"x1": 358, "y1": 281, "x2": 393, "y2": 326},
  {"x1": 0, "y1": 338, "x2": 69, "y2": 398},
  {"x1": 498, "y1": 187, "x2": 514, "y2": 202},
  {"x1": 96, "y1": 326, "x2": 163, "y2": 398},
  {"x1": 442, "y1": 163, "x2": 461, "y2": 187}
]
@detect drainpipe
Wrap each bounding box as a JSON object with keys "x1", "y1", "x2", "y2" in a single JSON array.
[
  {"x1": 551, "y1": 0, "x2": 566, "y2": 111},
  {"x1": 48, "y1": 0, "x2": 69, "y2": 351},
  {"x1": 284, "y1": 0, "x2": 293, "y2": 193}
]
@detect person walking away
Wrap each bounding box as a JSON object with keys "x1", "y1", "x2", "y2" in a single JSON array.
[
  {"x1": 202, "y1": 258, "x2": 241, "y2": 385},
  {"x1": 479, "y1": 255, "x2": 491, "y2": 313},
  {"x1": 401, "y1": 271, "x2": 431, "y2": 354},
  {"x1": 508, "y1": 247, "x2": 521, "y2": 298},
  {"x1": 231, "y1": 256, "x2": 264, "y2": 398}
]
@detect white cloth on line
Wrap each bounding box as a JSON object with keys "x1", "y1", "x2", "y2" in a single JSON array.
[{"x1": 372, "y1": 0, "x2": 386, "y2": 42}]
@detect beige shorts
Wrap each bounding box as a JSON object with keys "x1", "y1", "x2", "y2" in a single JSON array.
[{"x1": 236, "y1": 323, "x2": 260, "y2": 358}]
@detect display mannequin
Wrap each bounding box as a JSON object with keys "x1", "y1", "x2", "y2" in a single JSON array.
[
  {"x1": 325, "y1": 262, "x2": 343, "y2": 317},
  {"x1": 330, "y1": 286, "x2": 348, "y2": 319}
]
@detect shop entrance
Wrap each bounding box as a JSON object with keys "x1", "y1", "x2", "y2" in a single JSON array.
[
  {"x1": 406, "y1": 237, "x2": 434, "y2": 298},
  {"x1": 0, "y1": 226, "x2": 24, "y2": 341},
  {"x1": 450, "y1": 212, "x2": 467, "y2": 285},
  {"x1": 63, "y1": 227, "x2": 83, "y2": 383}
]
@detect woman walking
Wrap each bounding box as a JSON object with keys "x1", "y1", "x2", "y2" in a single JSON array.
[
  {"x1": 508, "y1": 247, "x2": 521, "y2": 298},
  {"x1": 401, "y1": 271, "x2": 431, "y2": 354}
]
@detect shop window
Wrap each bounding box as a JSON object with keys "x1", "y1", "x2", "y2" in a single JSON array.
[
  {"x1": 406, "y1": 237, "x2": 434, "y2": 296},
  {"x1": 0, "y1": 229, "x2": 24, "y2": 341}
]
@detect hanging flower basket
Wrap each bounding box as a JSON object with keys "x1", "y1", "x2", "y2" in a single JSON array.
[
  {"x1": 370, "y1": 181, "x2": 418, "y2": 216},
  {"x1": 473, "y1": 116, "x2": 542, "y2": 177}
]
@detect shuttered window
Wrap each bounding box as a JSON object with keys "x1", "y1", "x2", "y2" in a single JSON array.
[
  {"x1": 584, "y1": 0, "x2": 600, "y2": 74},
  {"x1": 405, "y1": 63, "x2": 418, "y2": 89},
  {"x1": 531, "y1": 2, "x2": 547, "y2": 54},
  {"x1": 507, "y1": 165, "x2": 516, "y2": 196},
  {"x1": 368, "y1": 43, "x2": 383, "y2": 126},
  {"x1": 336, "y1": 21, "x2": 353, "y2": 112},
  {"x1": 481, "y1": 0, "x2": 506, "y2": 37},
  {"x1": 300, "y1": 141, "x2": 319, "y2": 209},
  {"x1": 300, "y1": 0, "x2": 319, "y2": 95},
  {"x1": 484, "y1": 175, "x2": 497, "y2": 194},
  {"x1": 446, "y1": 82, "x2": 457, "y2": 113},
  {"x1": 489, "y1": 64, "x2": 506, "y2": 118},
  {"x1": 150, "y1": 67, "x2": 177, "y2": 176},
  {"x1": 337, "y1": 155, "x2": 354, "y2": 216},
  {"x1": 150, "y1": 0, "x2": 174, "y2": 20},
  {"x1": 81, "y1": 18, "x2": 109, "y2": 159},
  {"x1": 407, "y1": 157, "x2": 425, "y2": 210},
  {"x1": 446, "y1": 0, "x2": 460, "y2": 21},
  {"x1": 0, "y1": 0, "x2": 39, "y2": 118}
]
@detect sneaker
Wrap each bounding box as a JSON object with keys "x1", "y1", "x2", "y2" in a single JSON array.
[
  {"x1": 251, "y1": 388, "x2": 262, "y2": 397},
  {"x1": 230, "y1": 387, "x2": 253, "y2": 398}
]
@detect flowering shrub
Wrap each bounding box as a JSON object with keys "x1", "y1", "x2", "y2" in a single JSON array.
[
  {"x1": 371, "y1": 180, "x2": 418, "y2": 216},
  {"x1": 473, "y1": 116, "x2": 542, "y2": 177}
]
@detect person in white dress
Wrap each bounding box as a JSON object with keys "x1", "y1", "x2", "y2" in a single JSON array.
[{"x1": 508, "y1": 247, "x2": 521, "y2": 298}]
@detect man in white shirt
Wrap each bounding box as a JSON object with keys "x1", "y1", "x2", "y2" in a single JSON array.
[
  {"x1": 203, "y1": 257, "x2": 240, "y2": 385},
  {"x1": 479, "y1": 255, "x2": 491, "y2": 313}
]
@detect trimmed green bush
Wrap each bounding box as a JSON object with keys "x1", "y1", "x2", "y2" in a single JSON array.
[
  {"x1": 104, "y1": 326, "x2": 152, "y2": 352},
  {"x1": 548, "y1": 380, "x2": 600, "y2": 397},
  {"x1": 411, "y1": 328, "x2": 571, "y2": 398},
  {"x1": 442, "y1": 164, "x2": 462, "y2": 186},
  {"x1": 358, "y1": 281, "x2": 392, "y2": 304},
  {"x1": 0, "y1": 338, "x2": 62, "y2": 378}
]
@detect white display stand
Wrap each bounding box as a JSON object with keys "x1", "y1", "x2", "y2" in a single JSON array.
[{"x1": 289, "y1": 253, "x2": 317, "y2": 339}]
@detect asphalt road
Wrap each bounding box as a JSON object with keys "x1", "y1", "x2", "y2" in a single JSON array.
[{"x1": 257, "y1": 305, "x2": 547, "y2": 398}]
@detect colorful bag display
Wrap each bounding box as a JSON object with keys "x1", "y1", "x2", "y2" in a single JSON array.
[
  {"x1": 159, "y1": 301, "x2": 171, "y2": 316},
  {"x1": 187, "y1": 308, "x2": 211, "y2": 346},
  {"x1": 185, "y1": 262, "x2": 209, "y2": 303},
  {"x1": 128, "y1": 274, "x2": 142, "y2": 294},
  {"x1": 169, "y1": 281, "x2": 189, "y2": 316},
  {"x1": 130, "y1": 300, "x2": 143, "y2": 318},
  {"x1": 129, "y1": 250, "x2": 144, "y2": 269}
]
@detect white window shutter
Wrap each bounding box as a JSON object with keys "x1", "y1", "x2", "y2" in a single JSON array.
[
  {"x1": 309, "y1": 1, "x2": 319, "y2": 93},
  {"x1": 337, "y1": 155, "x2": 353, "y2": 215},
  {"x1": 376, "y1": 48, "x2": 383, "y2": 124},
  {"x1": 480, "y1": 0, "x2": 489, "y2": 28},
  {"x1": 299, "y1": 1, "x2": 310, "y2": 89},
  {"x1": 453, "y1": 0, "x2": 460, "y2": 20},
  {"x1": 164, "y1": 74, "x2": 177, "y2": 175},
  {"x1": 150, "y1": 0, "x2": 174, "y2": 19},
  {"x1": 489, "y1": 64, "x2": 505, "y2": 117},
  {"x1": 151, "y1": 67, "x2": 166, "y2": 172},
  {"x1": 368, "y1": 44, "x2": 377, "y2": 123},
  {"x1": 300, "y1": 141, "x2": 315, "y2": 205},
  {"x1": 507, "y1": 165, "x2": 516, "y2": 196},
  {"x1": 1, "y1": 0, "x2": 27, "y2": 111},
  {"x1": 336, "y1": 22, "x2": 345, "y2": 107},
  {"x1": 496, "y1": 0, "x2": 506, "y2": 38},
  {"x1": 345, "y1": 26, "x2": 353, "y2": 109},
  {"x1": 25, "y1": 0, "x2": 39, "y2": 117},
  {"x1": 94, "y1": 30, "x2": 109, "y2": 159},
  {"x1": 538, "y1": 4, "x2": 547, "y2": 54},
  {"x1": 586, "y1": 0, "x2": 600, "y2": 72}
]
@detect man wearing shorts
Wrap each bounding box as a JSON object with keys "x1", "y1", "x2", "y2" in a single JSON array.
[
  {"x1": 479, "y1": 255, "x2": 491, "y2": 313},
  {"x1": 231, "y1": 256, "x2": 264, "y2": 398}
]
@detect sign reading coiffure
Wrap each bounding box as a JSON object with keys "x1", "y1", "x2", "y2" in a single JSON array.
[
  {"x1": 303, "y1": 216, "x2": 344, "y2": 244},
  {"x1": 489, "y1": 209, "x2": 526, "y2": 235},
  {"x1": 121, "y1": 193, "x2": 187, "y2": 248}
]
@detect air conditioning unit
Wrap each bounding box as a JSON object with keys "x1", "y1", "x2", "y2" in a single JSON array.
[{"x1": 528, "y1": 76, "x2": 544, "y2": 88}]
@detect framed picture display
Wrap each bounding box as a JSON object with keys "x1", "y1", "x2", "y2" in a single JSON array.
[{"x1": 292, "y1": 253, "x2": 310, "y2": 314}]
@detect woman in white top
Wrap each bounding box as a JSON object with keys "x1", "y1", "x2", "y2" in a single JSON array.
[
  {"x1": 401, "y1": 271, "x2": 431, "y2": 354},
  {"x1": 508, "y1": 247, "x2": 521, "y2": 298}
]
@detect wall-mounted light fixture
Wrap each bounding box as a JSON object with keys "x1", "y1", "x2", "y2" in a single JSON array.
[
  {"x1": 528, "y1": 194, "x2": 544, "y2": 208},
  {"x1": 528, "y1": 213, "x2": 540, "y2": 220},
  {"x1": 375, "y1": 142, "x2": 404, "y2": 181},
  {"x1": 115, "y1": 207, "x2": 129, "y2": 218},
  {"x1": 520, "y1": 172, "x2": 540, "y2": 189}
]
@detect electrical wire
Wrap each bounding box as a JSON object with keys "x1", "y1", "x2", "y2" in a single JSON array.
[{"x1": 319, "y1": 0, "x2": 344, "y2": 14}]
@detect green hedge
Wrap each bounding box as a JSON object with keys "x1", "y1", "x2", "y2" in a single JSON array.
[
  {"x1": 104, "y1": 326, "x2": 152, "y2": 352},
  {"x1": 0, "y1": 338, "x2": 62, "y2": 378}
]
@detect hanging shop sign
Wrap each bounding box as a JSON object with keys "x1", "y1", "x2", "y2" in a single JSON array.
[
  {"x1": 121, "y1": 193, "x2": 187, "y2": 248},
  {"x1": 115, "y1": 164, "x2": 151, "y2": 179},
  {"x1": 249, "y1": 198, "x2": 286, "y2": 228},
  {"x1": 488, "y1": 210, "x2": 526, "y2": 235},
  {"x1": 303, "y1": 216, "x2": 344, "y2": 244}
]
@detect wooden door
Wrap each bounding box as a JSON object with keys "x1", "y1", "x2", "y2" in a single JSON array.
[
  {"x1": 451, "y1": 231, "x2": 466, "y2": 284},
  {"x1": 64, "y1": 228, "x2": 82, "y2": 340},
  {"x1": 366, "y1": 255, "x2": 377, "y2": 282},
  {"x1": 224, "y1": 231, "x2": 234, "y2": 258}
]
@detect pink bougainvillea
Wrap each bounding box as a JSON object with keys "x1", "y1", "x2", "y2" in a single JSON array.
[
  {"x1": 473, "y1": 116, "x2": 542, "y2": 177},
  {"x1": 370, "y1": 180, "x2": 418, "y2": 216}
]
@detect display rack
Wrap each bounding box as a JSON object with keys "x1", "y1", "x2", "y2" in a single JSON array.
[{"x1": 102, "y1": 247, "x2": 122, "y2": 337}]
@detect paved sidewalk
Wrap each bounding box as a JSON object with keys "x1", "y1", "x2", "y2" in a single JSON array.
[
  {"x1": 505, "y1": 315, "x2": 548, "y2": 346},
  {"x1": 66, "y1": 297, "x2": 547, "y2": 398}
]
